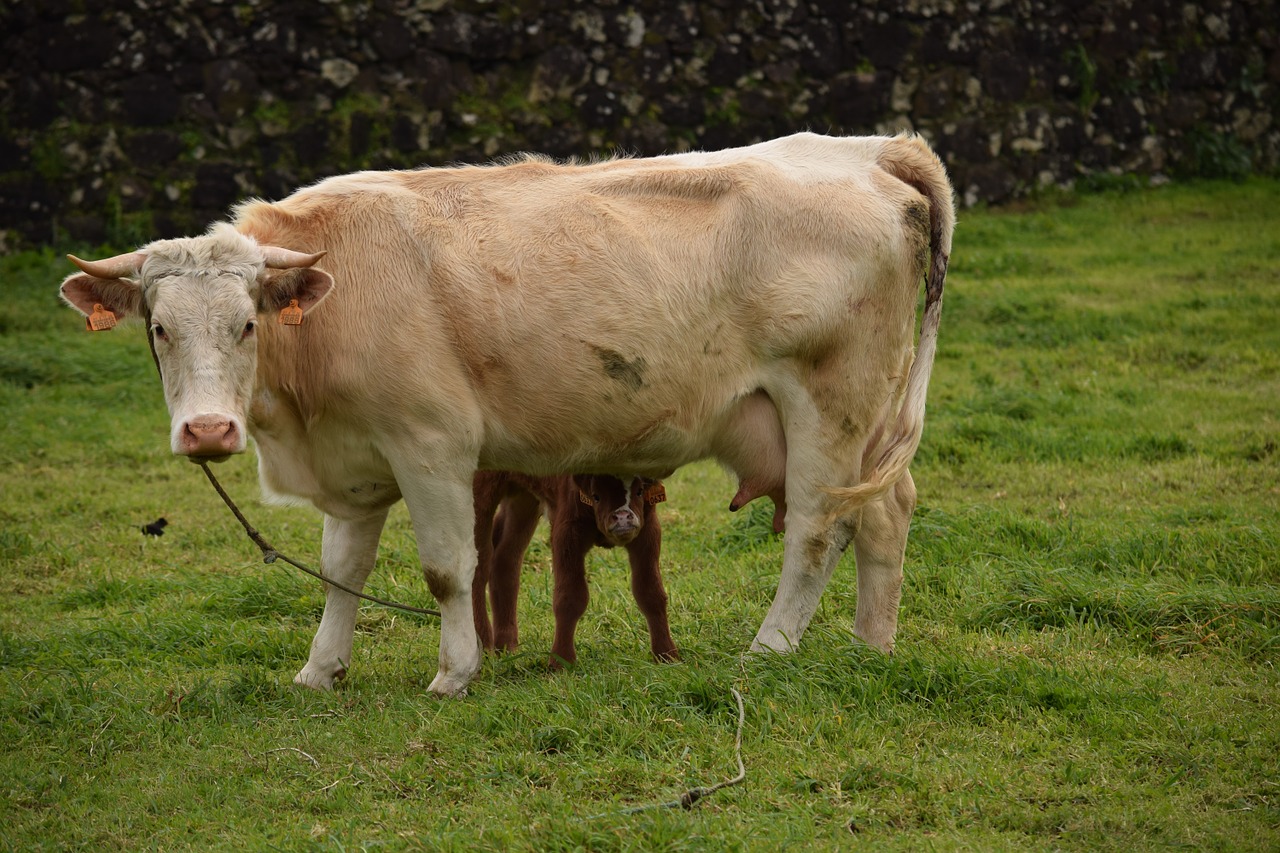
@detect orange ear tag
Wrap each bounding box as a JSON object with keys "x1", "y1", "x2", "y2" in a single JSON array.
[
  {"x1": 646, "y1": 483, "x2": 667, "y2": 505},
  {"x1": 86, "y1": 303, "x2": 117, "y2": 331},
  {"x1": 579, "y1": 490, "x2": 594, "y2": 506},
  {"x1": 278, "y1": 299, "x2": 304, "y2": 326}
]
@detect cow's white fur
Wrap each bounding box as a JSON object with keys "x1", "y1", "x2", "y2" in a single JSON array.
[{"x1": 59, "y1": 132, "x2": 953, "y2": 696}]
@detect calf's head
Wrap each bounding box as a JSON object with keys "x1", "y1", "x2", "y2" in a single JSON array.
[
  {"x1": 59, "y1": 224, "x2": 333, "y2": 461},
  {"x1": 574, "y1": 475, "x2": 666, "y2": 546}
]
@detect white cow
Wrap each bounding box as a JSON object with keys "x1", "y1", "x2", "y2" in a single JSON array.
[{"x1": 59, "y1": 132, "x2": 954, "y2": 696}]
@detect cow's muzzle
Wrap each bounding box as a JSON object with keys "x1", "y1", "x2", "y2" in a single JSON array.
[{"x1": 177, "y1": 415, "x2": 244, "y2": 461}]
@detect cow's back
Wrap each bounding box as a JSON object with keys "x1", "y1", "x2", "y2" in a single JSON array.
[{"x1": 234, "y1": 133, "x2": 937, "y2": 477}]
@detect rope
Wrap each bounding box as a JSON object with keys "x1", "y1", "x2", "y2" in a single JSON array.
[
  {"x1": 589, "y1": 687, "x2": 748, "y2": 818},
  {"x1": 198, "y1": 461, "x2": 441, "y2": 618}
]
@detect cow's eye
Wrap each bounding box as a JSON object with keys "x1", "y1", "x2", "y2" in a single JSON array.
[
  {"x1": 242, "y1": 321, "x2": 256, "y2": 340},
  {"x1": 152, "y1": 324, "x2": 168, "y2": 342}
]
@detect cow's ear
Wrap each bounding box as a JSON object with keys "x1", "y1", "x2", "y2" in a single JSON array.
[
  {"x1": 259, "y1": 267, "x2": 334, "y2": 317},
  {"x1": 60, "y1": 273, "x2": 144, "y2": 320}
]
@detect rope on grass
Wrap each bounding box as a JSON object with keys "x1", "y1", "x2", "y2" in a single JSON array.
[
  {"x1": 591, "y1": 687, "x2": 747, "y2": 818},
  {"x1": 264, "y1": 747, "x2": 318, "y2": 766}
]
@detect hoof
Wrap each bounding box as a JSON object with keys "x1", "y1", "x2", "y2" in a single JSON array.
[
  {"x1": 427, "y1": 671, "x2": 473, "y2": 698},
  {"x1": 293, "y1": 662, "x2": 346, "y2": 691},
  {"x1": 749, "y1": 629, "x2": 798, "y2": 655}
]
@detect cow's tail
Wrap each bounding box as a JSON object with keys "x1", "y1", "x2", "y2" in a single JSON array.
[{"x1": 823, "y1": 134, "x2": 954, "y2": 519}]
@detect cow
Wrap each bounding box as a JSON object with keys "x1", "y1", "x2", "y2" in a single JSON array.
[
  {"x1": 472, "y1": 472, "x2": 677, "y2": 667},
  {"x1": 57, "y1": 131, "x2": 953, "y2": 697}
]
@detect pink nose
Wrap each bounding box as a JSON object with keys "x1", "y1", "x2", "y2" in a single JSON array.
[
  {"x1": 610, "y1": 508, "x2": 639, "y2": 533},
  {"x1": 605, "y1": 509, "x2": 642, "y2": 546},
  {"x1": 180, "y1": 416, "x2": 240, "y2": 457}
]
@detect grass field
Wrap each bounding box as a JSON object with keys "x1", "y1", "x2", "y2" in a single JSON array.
[{"x1": 2, "y1": 178, "x2": 1278, "y2": 850}]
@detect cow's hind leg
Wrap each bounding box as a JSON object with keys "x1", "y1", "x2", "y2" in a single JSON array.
[
  {"x1": 751, "y1": 467, "x2": 916, "y2": 658},
  {"x1": 852, "y1": 470, "x2": 915, "y2": 654},
  {"x1": 295, "y1": 509, "x2": 389, "y2": 690},
  {"x1": 750, "y1": 500, "x2": 856, "y2": 655},
  {"x1": 748, "y1": 385, "x2": 865, "y2": 655}
]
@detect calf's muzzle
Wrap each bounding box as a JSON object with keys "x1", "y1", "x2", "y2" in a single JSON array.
[
  {"x1": 605, "y1": 506, "x2": 642, "y2": 543},
  {"x1": 610, "y1": 507, "x2": 639, "y2": 530}
]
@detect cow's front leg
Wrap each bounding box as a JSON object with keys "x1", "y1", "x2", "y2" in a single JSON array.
[
  {"x1": 295, "y1": 509, "x2": 389, "y2": 690},
  {"x1": 397, "y1": 466, "x2": 483, "y2": 697}
]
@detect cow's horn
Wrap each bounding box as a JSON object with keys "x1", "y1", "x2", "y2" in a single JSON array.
[
  {"x1": 262, "y1": 246, "x2": 327, "y2": 269},
  {"x1": 67, "y1": 251, "x2": 147, "y2": 279}
]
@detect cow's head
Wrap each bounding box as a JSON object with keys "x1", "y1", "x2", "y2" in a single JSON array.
[
  {"x1": 59, "y1": 224, "x2": 333, "y2": 462},
  {"x1": 574, "y1": 475, "x2": 666, "y2": 546}
]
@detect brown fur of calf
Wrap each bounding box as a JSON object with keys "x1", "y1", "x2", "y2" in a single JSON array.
[{"x1": 471, "y1": 471, "x2": 678, "y2": 667}]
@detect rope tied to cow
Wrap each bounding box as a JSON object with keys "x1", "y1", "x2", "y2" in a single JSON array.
[{"x1": 197, "y1": 461, "x2": 441, "y2": 618}]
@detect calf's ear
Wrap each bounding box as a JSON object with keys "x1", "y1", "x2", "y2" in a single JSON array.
[
  {"x1": 259, "y1": 267, "x2": 335, "y2": 317},
  {"x1": 572, "y1": 474, "x2": 598, "y2": 506},
  {"x1": 60, "y1": 273, "x2": 144, "y2": 321}
]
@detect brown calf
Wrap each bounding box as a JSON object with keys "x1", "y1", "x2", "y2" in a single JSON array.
[{"x1": 472, "y1": 472, "x2": 678, "y2": 667}]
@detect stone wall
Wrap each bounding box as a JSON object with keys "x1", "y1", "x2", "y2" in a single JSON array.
[{"x1": 2, "y1": 0, "x2": 1277, "y2": 249}]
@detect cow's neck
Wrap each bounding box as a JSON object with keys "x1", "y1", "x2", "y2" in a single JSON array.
[{"x1": 254, "y1": 320, "x2": 320, "y2": 422}]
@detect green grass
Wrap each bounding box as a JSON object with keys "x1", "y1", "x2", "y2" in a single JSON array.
[{"x1": 3, "y1": 179, "x2": 1279, "y2": 850}]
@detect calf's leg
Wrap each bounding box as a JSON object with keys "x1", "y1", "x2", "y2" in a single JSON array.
[
  {"x1": 549, "y1": 528, "x2": 591, "y2": 668},
  {"x1": 626, "y1": 520, "x2": 679, "y2": 661},
  {"x1": 470, "y1": 479, "x2": 502, "y2": 651},
  {"x1": 488, "y1": 490, "x2": 541, "y2": 652},
  {"x1": 295, "y1": 509, "x2": 389, "y2": 690}
]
